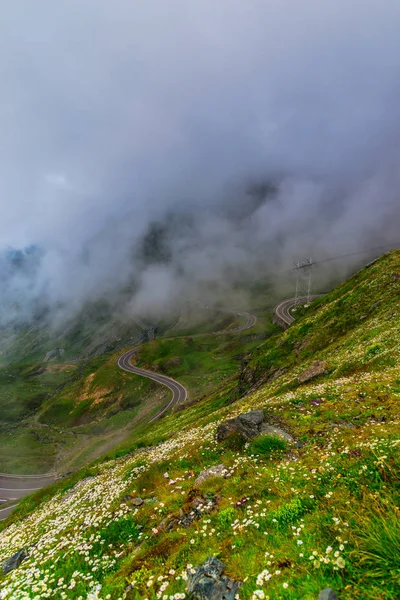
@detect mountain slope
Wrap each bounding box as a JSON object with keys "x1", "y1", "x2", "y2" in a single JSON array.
[{"x1": 0, "y1": 250, "x2": 399, "y2": 599}]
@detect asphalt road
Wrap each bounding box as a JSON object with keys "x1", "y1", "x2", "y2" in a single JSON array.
[
  {"x1": 225, "y1": 310, "x2": 257, "y2": 333},
  {"x1": 117, "y1": 347, "x2": 188, "y2": 423},
  {"x1": 117, "y1": 309, "x2": 257, "y2": 422},
  {"x1": 0, "y1": 474, "x2": 56, "y2": 520},
  {"x1": 274, "y1": 296, "x2": 320, "y2": 328}
]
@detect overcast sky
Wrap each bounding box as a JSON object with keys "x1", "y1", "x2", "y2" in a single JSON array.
[{"x1": 1, "y1": 0, "x2": 400, "y2": 320}]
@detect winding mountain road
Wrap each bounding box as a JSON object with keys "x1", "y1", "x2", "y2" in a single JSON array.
[
  {"x1": 0, "y1": 299, "x2": 315, "y2": 521},
  {"x1": 274, "y1": 296, "x2": 321, "y2": 328},
  {"x1": 117, "y1": 347, "x2": 188, "y2": 423},
  {"x1": 117, "y1": 308, "x2": 257, "y2": 422}
]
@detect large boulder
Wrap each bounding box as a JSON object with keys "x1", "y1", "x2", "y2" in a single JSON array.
[
  {"x1": 216, "y1": 410, "x2": 265, "y2": 442},
  {"x1": 2, "y1": 549, "x2": 28, "y2": 574},
  {"x1": 298, "y1": 361, "x2": 328, "y2": 384},
  {"x1": 187, "y1": 557, "x2": 241, "y2": 600}
]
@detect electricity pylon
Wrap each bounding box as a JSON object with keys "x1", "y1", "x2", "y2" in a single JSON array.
[{"x1": 293, "y1": 257, "x2": 315, "y2": 304}]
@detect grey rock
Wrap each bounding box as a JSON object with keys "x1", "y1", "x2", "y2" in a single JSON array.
[
  {"x1": 298, "y1": 361, "x2": 328, "y2": 384},
  {"x1": 240, "y1": 410, "x2": 264, "y2": 426},
  {"x1": 122, "y1": 495, "x2": 144, "y2": 507},
  {"x1": 43, "y1": 348, "x2": 65, "y2": 362},
  {"x1": 195, "y1": 464, "x2": 227, "y2": 486},
  {"x1": 369, "y1": 301, "x2": 382, "y2": 313},
  {"x1": 187, "y1": 557, "x2": 241, "y2": 600},
  {"x1": 159, "y1": 494, "x2": 218, "y2": 533},
  {"x1": 2, "y1": 549, "x2": 28, "y2": 574},
  {"x1": 318, "y1": 588, "x2": 339, "y2": 600},
  {"x1": 260, "y1": 424, "x2": 293, "y2": 442},
  {"x1": 216, "y1": 410, "x2": 265, "y2": 442}
]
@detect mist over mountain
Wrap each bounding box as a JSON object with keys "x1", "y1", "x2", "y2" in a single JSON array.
[{"x1": 1, "y1": 1, "x2": 400, "y2": 326}]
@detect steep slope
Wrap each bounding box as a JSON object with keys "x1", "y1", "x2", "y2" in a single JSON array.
[{"x1": 0, "y1": 251, "x2": 399, "y2": 599}]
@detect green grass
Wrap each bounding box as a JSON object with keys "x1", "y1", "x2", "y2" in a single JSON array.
[
  {"x1": 0, "y1": 250, "x2": 400, "y2": 599},
  {"x1": 248, "y1": 434, "x2": 288, "y2": 456}
]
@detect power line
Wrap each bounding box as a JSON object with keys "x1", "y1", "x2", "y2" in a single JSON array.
[
  {"x1": 242, "y1": 240, "x2": 400, "y2": 284},
  {"x1": 313, "y1": 241, "x2": 400, "y2": 265}
]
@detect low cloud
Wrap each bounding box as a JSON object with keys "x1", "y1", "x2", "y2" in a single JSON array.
[{"x1": 1, "y1": 0, "x2": 400, "y2": 325}]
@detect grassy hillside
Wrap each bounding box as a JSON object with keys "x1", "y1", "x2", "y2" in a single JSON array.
[
  {"x1": 0, "y1": 250, "x2": 399, "y2": 599},
  {"x1": 0, "y1": 305, "x2": 274, "y2": 474}
]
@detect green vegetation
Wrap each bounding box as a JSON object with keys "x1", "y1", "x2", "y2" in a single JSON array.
[
  {"x1": 0, "y1": 299, "x2": 274, "y2": 473},
  {"x1": 0, "y1": 250, "x2": 399, "y2": 599},
  {"x1": 248, "y1": 434, "x2": 287, "y2": 456}
]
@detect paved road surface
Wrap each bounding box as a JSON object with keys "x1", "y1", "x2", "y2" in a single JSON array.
[
  {"x1": 117, "y1": 309, "x2": 257, "y2": 422},
  {"x1": 0, "y1": 474, "x2": 56, "y2": 520},
  {"x1": 117, "y1": 347, "x2": 188, "y2": 423},
  {"x1": 274, "y1": 296, "x2": 321, "y2": 328},
  {"x1": 225, "y1": 310, "x2": 257, "y2": 333}
]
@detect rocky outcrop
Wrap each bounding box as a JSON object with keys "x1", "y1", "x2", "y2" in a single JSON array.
[
  {"x1": 216, "y1": 410, "x2": 265, "y2": 442},
  {"x1": 2, "y1": 549, "x2": 27, "y2": 574},
  {"x1": 160, "y1": 493, "x2": 218, "y2": 533},
  {"x1": 187, "y1": 557, "x2": 242, "y2": 600},
  {"x1": 195, "y1": 464, "x2": 227, "y2": 486},
  {"x1": 298, "y1": 361, "x2": 328, "y2": 384},
  {"x1": 216, "y1": 410, "x2": 293, "y2": 443},
  {"x1": 43, "y1": 348, "x2": 65, "y2": 362}
]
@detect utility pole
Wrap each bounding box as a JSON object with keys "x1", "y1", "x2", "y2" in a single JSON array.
[{"x1": 293, "y1": 257, "x2": 315, "y2": 305}]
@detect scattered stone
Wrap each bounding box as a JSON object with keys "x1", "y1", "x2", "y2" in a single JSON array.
[
  {"x1": 260, "y1": 424, "x2": 294, "y2": 442},
  {"x1": 298, "y1": 361, "x2": 328, "y2": 384},
  {"x1": 122, "y1": 495, "x2": 144, "y2": 507},
  {"x1": 369, "y1": 300, "x2": 382, "y2": 313},
  {"x1": 216, "y1": 410, "x2": 265, "y2": 442},
  {"x1": 195, "y1": 464, "x2": 227, "y2": 486},
  {"x1": 2, "y1": 549, "x2": 28, "y2": 574},
  {"x1": 159, "y1": 494, "x2": 218, "y2": 533},
  {"x1": 318, "y1": 588, "x2": 339, "y2": 600},
  {"x1": 178, "y1": 494, "x2": 218, "y2": 529},
  {"x1": 187, "y1": 557, "x2": 242, "y2": 600}
]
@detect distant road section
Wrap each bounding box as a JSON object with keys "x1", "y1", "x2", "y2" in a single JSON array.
[
  {"x1": 118, "y1": 309, "x2": 257, "y2": 422},
  {"x1": 274, "y1": 296, "x2": 321, "y2": 328},
  {"x1": 0, "y1": 473, "x2": 56, "y2": 520},
  {"x1": 226, "y1": 310, "x2": 257, "y2": 333},
  {"x1": 117, "y1": 347, "x2": 188, "y2": 423}
]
